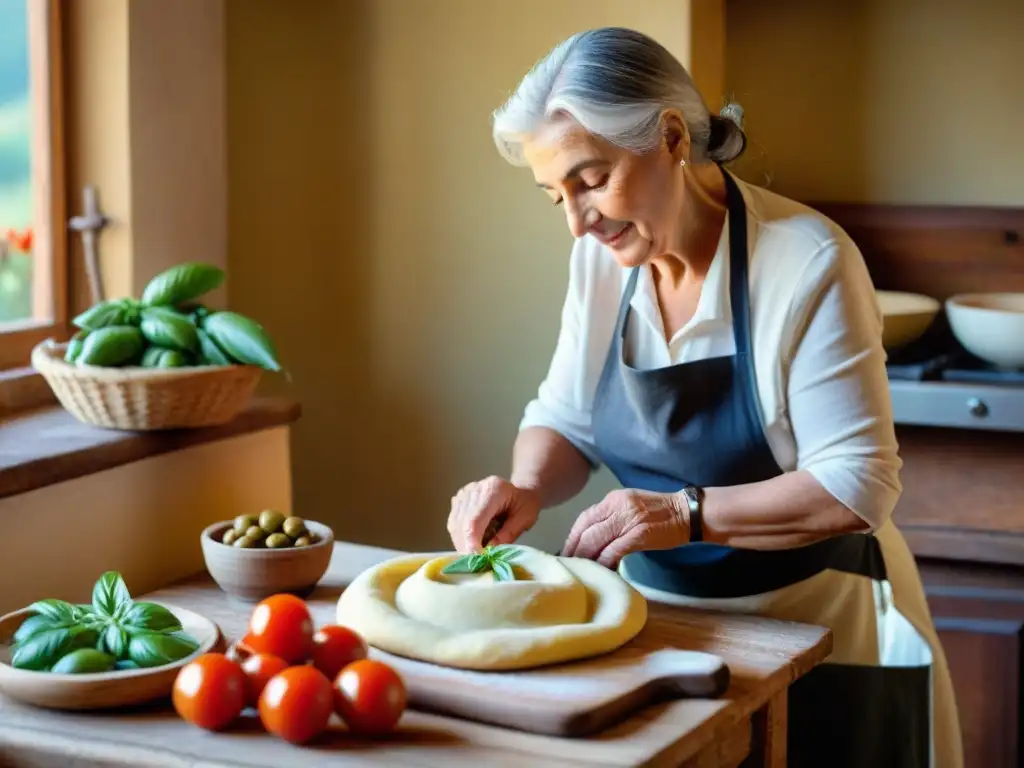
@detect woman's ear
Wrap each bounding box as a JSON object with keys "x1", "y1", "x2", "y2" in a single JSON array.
[{"x1": 660, "y1": 109, "x2": 690, "y2": 163}]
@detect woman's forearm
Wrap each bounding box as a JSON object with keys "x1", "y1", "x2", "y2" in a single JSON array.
[
  {"x1": 699, "y1": 470, "x2": 870, "y2": 549},
  {"x1": 510, "y1": 427, "x2": 592, "y2": 509}
]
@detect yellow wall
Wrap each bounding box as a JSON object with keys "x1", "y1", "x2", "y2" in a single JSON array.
[
  {"x1": 224, "y1": 1, "x2": 698, "y2": 553},
  {"x1": 725, "y1": 0, "x2": 1024, "y2": 205},
  {"x1": 0, "y1": 428, "x2": 292, "y2": 616}
]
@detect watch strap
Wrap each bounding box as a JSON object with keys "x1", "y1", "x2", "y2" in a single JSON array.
[{"x1": 681, "y1": 485, "x2": 705, "y2": 543}]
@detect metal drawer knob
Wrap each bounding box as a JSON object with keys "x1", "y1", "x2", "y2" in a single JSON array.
[{"x1": 967, "y1": 397, "x2": 989, "y2": 418}]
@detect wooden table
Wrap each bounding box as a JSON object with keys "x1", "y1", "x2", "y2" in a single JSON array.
[{"x1": 0, "y1": 542, "x2": 832, "y2": 767}]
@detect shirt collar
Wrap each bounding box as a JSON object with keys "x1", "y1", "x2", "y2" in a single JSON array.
[{"x1": 629, "y1": 209, "x2": 733, "y2": 340}]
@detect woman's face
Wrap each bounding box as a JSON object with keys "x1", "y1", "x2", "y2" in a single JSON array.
[{"x1": 522, "y1": 116, "x2": 686, "y2": 267}]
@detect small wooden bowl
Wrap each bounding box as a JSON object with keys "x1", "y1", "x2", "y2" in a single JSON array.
[
  {"x1": 200, "y1": 519, "x2": 334, "y2": 603},
  {"x1": 0, "y1": 603, "x2": 222, "y2": 711}
]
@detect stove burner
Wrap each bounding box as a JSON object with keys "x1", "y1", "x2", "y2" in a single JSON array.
[
  {"x1": 883, "y1": 313, "x2": 1024, "y2": 386},
  {"x1": 940, "y1": 359, "x2": 1024, "y2": 386}
]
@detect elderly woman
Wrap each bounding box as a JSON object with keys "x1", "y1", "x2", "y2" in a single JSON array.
[{"x1": 446, "y1": 27, "x2": 962, "y2": 768}]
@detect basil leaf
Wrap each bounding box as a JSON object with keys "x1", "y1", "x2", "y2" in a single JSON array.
[
  {"x1": 202, "y1": 311, "x2": 281, "y2": 371},
  {"x1": 100, "y1": 625, "x2": 130, "y2": 660},
  {"x1": 115, "y1": 659, "x2": 140, "y2": 671},
  {"x1": 25, "y1": 599, "x2": 77, "y2": 623},
  {"x1": 121, "y1": 602, "x2": 182, "y2": 634},
  {"x1": 73, "y1": 300, "x2": 129, "y2": 331},
  {"x1": 196, "y1": 328, "x2": 232, "y2": 365},
  {"x1": 51, "y1": 648, "x2": 116, "y2": 674},
  {"x1": 469, "y1": 553, "x2": 491, "y2": 571},
  {"x1": 492, "y1": 559, "x2": 515, "y2": 582},
  {"x1": 128, "y1": 632, "x2": 200, "y2": 668},
  {"x1": 92, "y1": 572, "x2": 132, "y2": 618},
  {"x1": 11, "y1": 626, "x2": 97, "y2": 671},
  {"x1": 12, "y1": 615, "x2": 58, "y2": 646},
  {"x1": 491, "y1": 545, "x2": 523, "y2": 562},
  {"x1": 441, "y1": 554, "x2": 484, "y2": 575},
  {"x1": 141, "y1": 262, "x2": 225, "y2": 307},
  {"x1": 72, "y1": 604, "x2": 99, "y2": 622},
  {"x1": 140, "y1": 307, "x2": 199, "y2": 353}
]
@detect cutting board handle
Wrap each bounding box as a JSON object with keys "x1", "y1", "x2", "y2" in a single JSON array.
[
  {"x1": 558, "y1": 649, "x2": 731, "y2": 736},
  {"x1": 389, "y1": 648, "x2": 732, "y2": 738}
]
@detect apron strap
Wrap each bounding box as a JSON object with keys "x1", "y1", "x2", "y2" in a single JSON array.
[{"x1": 626, "y1": 531, "x2": 890, "y2": 599}]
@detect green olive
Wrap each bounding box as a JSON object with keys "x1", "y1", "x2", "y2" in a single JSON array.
[
  {"x1": 222, "y1": 529, "x2": 239, "y2": 546},
  {"x1": 246, "y1": 525, "x2": 266, "y2": 540},
  {"x1": 233, "y1": 534, "x2": 259, "y2": 549},
  {"x1": 307, "y1": 532, "x2": 320, "y2": 544},
  {"x1": 293, "y1": 535, "x2": 312, "y2": 547},
  {"x1": 265, "y1": 533, "x2": 292, "y2": 549},
  {"x1": 258, "y1": 509, "x2": 285, "y2": 534},
  {"x1": 282, "y1": 517, "x2": 307, "y2": 538},
  {"x1": 233, "y1": 514, "x2": 258, "y2": 535}
]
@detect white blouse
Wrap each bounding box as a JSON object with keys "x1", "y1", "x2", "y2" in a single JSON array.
[{"x1": 519, "y1": 177, "x2": 903, "y2": 530}]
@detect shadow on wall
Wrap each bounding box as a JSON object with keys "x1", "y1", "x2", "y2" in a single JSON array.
[
  {"x1": 725, "y1": 0, "x2": 1024, "y2": 206},
  {"x1": 725, "y1": 0, "x2": 872, "y2": 201},
  {"x1": 226, "y1": 0, "x2": 689, "y2": 553},
  {"x1": 225, "y1": 0, "x2": 452, "y2": 550}
]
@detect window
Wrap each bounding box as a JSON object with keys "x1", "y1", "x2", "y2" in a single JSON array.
[{"x1": 0, "y1": 0, "x2": 66, "y2": 372}]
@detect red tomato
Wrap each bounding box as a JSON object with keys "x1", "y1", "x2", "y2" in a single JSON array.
[
  {"x1": 333, "y1": 659, "x2": 407, "y2": 735},
  {"x1": 240, "y1": 652, "x2": 290, "y2": 706},
  {"x1": 245, "y1": 594, "x2": 314, "y2": 664},
  {"x1": 258, "y1": 665, "x2": 335, "y2": 745},
  {"x1": 172, "y1": 653, "x2": 247, "y2": 731},
  {"x1": 311, "y1": 625, "x2": 368, "y2": 681}
]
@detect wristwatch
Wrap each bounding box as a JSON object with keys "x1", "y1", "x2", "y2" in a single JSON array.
[{"x1": 680, "y1": 485, "x2": 705, "y2": 543}]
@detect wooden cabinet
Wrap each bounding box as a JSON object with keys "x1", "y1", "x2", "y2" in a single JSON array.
[
  {"x1": 918, "y1": 561, "x2": 1024, "y2": 768},
  {"x1": 894, "y1": 425, "x2": 1024, "y2": 768}
]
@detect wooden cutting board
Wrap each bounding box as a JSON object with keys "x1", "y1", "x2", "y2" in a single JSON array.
[{"x1": 369, "y1": 631, "x2": 730, "y2": 738}]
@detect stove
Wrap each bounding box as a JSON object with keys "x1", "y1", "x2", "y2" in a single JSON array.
[{"x1": 885, "y1": 313, "x2": 1024, "y2": 432}]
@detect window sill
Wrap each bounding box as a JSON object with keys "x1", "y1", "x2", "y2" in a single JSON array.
[{"x1": 0, "y1": 396, "x2": 301, "y2": 500}]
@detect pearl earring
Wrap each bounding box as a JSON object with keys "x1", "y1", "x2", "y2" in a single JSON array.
[{"x1": 679, "y1": 159, "x2": 687, "y2": 167}]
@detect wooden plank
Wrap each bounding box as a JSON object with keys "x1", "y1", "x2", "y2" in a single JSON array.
[
  {"x1": 0, "y1": 0, "x2": 69, "y2": 373},
  {"x1": 749, "y1": 690, "x2": 787, "y2": 768},
  {"x1": 0, "y1": 368, "x2": 56, "y2": 414},
  {"x1": 892, "y1": 425, "x2": 1024, "y2": 562},
  {"x1": 0, "y1": 542, "x2": 832, "y2": 767},
  {"x1": 0, "y1": 397, "x2": 301, "y2": 500},
  {"x1": 28, "y1": 0, "x2": 68, "y2": 327},
  {"x1": 807, "y1": 201, "x2": 1024, "y2": 301}
]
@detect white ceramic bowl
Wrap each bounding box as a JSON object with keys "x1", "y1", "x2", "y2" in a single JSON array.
[
  {"x1": 876, "y1": 290, "x2": 941, "y2": 351},
  {"x1": 946, "y1": 293, "x2": 1024, "y2": 369}
]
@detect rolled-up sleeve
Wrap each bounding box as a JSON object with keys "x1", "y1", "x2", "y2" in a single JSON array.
[
  {"x1": 784, "y1": 238, "x2": 903, "y2": 530},
  {"x1": 519, "y1": 240, "x2": 603, "y2": 469}
]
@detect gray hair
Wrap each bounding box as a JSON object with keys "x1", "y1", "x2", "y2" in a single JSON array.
[{"x1": 492, "y1": 27, "x2": 746, "y2": 168}]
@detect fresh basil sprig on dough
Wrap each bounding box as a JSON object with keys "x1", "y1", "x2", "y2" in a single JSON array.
[
  {"x1": 441, "y1": 545, "x2": 523, "y2": 582},
  {"x1": 7, "y1": 571, "x2": 200, "y2": 672}
]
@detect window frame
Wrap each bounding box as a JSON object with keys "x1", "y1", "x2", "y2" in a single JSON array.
[{"x1": 0, "y1": 0, "x2": 68, "y2": 372}]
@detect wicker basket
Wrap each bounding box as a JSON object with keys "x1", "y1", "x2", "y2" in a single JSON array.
[{"x1": 31, "y1": 339, "x2": 263, "y2": 431}]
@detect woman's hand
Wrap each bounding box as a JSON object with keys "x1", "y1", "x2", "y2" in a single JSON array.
[
  {"x1": 561, "y1": 489, "x2": 690, "y2": 569},
  {"x1": 447, "y1": 476, "x2": 541, "y2": 553}
]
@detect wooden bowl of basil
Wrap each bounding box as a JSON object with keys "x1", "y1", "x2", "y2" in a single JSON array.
[{"x1": 0, "y1": 574, "x2": 223, "y2": 711}]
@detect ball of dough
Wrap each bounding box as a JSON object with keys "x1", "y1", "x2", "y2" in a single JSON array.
[{"x1": 335, "y1": 545, "x2": 648, "y2": 671}]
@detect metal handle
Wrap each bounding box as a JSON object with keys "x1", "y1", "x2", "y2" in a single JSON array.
[{"x1": 967, "y1": 397, "x2": 989, "y2": 418}]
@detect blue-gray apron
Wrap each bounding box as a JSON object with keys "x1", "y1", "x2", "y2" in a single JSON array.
[{"x1": 589, "y1": 168, "x2": 930, "y2": 767}]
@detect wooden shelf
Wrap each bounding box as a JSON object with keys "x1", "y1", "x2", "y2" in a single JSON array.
[{"x1": 0, "y1": 397, "x2": 301, "y2": 500}]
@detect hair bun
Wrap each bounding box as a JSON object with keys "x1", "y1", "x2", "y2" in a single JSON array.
[{"x1": 708, "y1": 102, "x2": 747, "y2": 164}]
